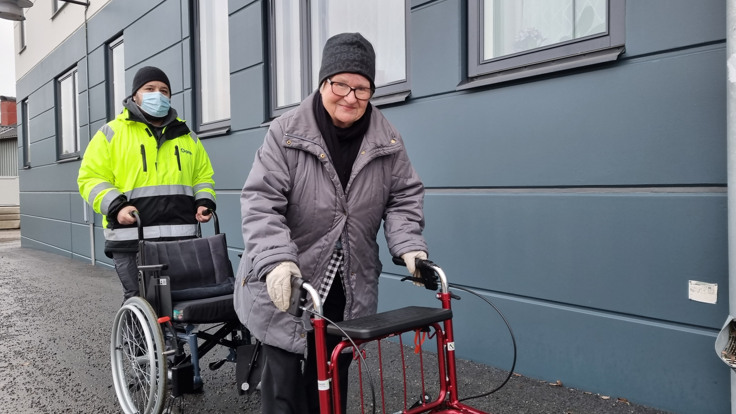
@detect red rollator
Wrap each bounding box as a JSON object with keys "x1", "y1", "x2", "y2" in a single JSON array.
[{"x1": 289, "y1": 257, "x2": 493, "y2": 414}]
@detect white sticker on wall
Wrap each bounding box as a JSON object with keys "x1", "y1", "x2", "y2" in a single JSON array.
[
  {"x1": 688, "y1": 280, "x2": 718, "y2": 304},
  {"x1": 728, "y1": 54, "x2": 736, "y2": 84}
]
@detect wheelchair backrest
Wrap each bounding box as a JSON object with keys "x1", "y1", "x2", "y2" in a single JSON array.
[{"x1": 138, "y1": 233, "x2": 234, "y2": 292}]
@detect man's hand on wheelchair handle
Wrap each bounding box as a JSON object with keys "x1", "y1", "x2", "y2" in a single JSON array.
[
  {"x1": 401, "y1": 251, "x2": 428, "y2": 286},
  {"x1": 266, "y1": 261, "x2": 301, "y2": 312},
  {"x1": 196, "y1": 206, "x2": 213, "y2": 223},
  {"x1": 117, "y1": 205, "x2": 139, "y2": 225}
]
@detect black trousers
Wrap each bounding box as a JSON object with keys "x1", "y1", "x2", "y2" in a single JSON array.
[
  {"x1": 112, "y1": 251, "x2": 139, "y2": 301},
  {"x1": 260, "y1": 275, "x2": 352, "y2": 414}
]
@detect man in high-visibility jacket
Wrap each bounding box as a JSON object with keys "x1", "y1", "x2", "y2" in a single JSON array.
[{"x1": 78, "y1": 66, "x2": 216, "y2": 300}]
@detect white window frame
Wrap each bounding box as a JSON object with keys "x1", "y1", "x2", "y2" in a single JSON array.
[
  {"x1": 22, "y1": 98, "x2": 30, "y2": 168},
  {"x1": 107, "y1": 35, "x2": 125, "y2": 120},
  {"x1": 193, "y1": 0, "x2": 231, "y2": 137},
  {"x1": 56, "y1": 67, "x2": 80, "y2": 160},
  {"x1": 267, "y1": 0, "x2": 411, "y2": 117},
  {"x1": 463, "y1": 0, "x2": 625, "y2": 89}
]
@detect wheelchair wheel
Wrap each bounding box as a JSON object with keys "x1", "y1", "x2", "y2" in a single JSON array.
[{"x1": 111, "y1": 296, "x2": 168, "y2": 414}]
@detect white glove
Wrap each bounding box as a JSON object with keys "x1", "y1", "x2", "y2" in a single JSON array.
[
  {"x1": 265, "y1": 261, "x2": 301, "y2": 312},
  {"x1": 401, "y1": 251, "x2": 428, "y2": 286}
]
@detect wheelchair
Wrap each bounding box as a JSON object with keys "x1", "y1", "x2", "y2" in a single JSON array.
[{"x1": 110, "y1": 211, "x2": 253, "y2": 414}]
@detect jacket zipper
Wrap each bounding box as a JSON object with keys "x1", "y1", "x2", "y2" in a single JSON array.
[
  {"x1": 140, "y1": 144, "x2": 147, "y2": 172},
  {"x1": 175, "y1": 145, "x2": 182, "y2": 171}
]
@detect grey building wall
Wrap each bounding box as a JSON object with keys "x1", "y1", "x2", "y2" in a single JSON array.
[{"x1": 14, "y1": 0, "x2": 728, "y2": 412}]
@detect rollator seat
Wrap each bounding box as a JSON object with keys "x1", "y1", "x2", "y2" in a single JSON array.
[
  {"x1": 172, "y1": 294, "x2": 238, "y2": 324},
  {"x1": 326, "y1": 306, "x2": 452, "y2": 340}
]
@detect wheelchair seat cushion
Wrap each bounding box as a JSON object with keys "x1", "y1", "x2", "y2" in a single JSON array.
[
  {"x1": 172, "y1": 294, "x2": 238, "y2": 324},
  {"x1": 171, "y1": 278, "x2": 234, "y2": 301}
]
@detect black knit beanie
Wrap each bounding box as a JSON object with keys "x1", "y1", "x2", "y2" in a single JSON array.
[
  {"x1": 318, "y1": 33, "x2": 376, "y2": 88},
  {"x1": 131, "y1": 66, "x2": 171, "y2": 96}
]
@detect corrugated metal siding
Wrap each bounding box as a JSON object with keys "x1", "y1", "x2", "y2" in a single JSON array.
[{"x1": 0, "y1": 138, "x2": 18, "y2": 177}]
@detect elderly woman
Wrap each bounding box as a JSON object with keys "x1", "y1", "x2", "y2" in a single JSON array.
[{"x1": 234, "y1": 32, "x2": 428, "y2": 413}]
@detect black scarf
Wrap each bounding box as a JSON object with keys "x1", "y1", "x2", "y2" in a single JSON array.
[{"x1": 313, "y1": 92, "x2": 372, "y2": 190}]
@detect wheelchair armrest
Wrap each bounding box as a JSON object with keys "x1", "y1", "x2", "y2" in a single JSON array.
[{"x1": 138, "y1": 264, "x2": 169, "y2": 273}]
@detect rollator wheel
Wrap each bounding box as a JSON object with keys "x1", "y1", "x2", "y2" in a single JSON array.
[{"x1": 111, "y1": 296, "x2": 168, "y2": 414}]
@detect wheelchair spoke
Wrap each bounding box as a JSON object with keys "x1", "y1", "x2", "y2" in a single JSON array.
[{"x1": 111, "y1": 297, "x2": 168, "y2": 414}]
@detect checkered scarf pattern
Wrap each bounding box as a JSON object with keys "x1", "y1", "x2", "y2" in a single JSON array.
[{"x1": 317, "y1": 246, "x2": 344, "y2": 303}]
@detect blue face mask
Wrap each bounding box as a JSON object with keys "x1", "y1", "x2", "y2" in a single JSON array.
[{"x1": 139, "y1": 91, "x2": 171, "y2": 118}]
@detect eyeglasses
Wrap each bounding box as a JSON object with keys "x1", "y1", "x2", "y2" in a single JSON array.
[{"x1": 326, "y1": 79, "x2": 374, "y2": 101}]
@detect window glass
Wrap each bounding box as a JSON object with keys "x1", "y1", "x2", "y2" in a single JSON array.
[
  {"x1": 467, "y1": 0, "x2": 623, "y2": 86},
  {"x1": 108, "y1": 37, "x2": 125, "y2": 118},
  {"x1": 271, "y1": 0, "x2": 408, "y2": 111},
  {"x1": 58, "y1": 68, "x2": 79, "y2": 157},
  {"x1": 483, "y1": 0, "x2": 606, "y2": 60},
  {"x1": 309, "y1": 0, "x2": 405, "y2": 89},
  {"x1": 274, "y1": 0, "x2": 302, "y2": 108},
  {"x1": 197, "y1": 0, "x2": 231, "y2": 126}
]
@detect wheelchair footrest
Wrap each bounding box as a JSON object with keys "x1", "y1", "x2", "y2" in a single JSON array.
[
  {"x1": 171, "y1": 362, "x2": 195, "y2": 397},
  {"x1": 325, "y1": 306, "x2": 452, "y2": 340}
]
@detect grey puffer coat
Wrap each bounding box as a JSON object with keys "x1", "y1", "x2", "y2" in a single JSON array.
[{"x1": 234, "y1": 92, "x2": 427, "y2": 354}]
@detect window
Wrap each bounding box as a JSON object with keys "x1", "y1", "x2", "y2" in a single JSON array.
[
  {"x1": 21, "y1": 99, "x2": 30, "y2": 168},
  {"x1": 56, "y1": 67, "x2": 80, "y2": 159},
  {"x1": 107, "y1": 36, "x2": 125, "y2": 119},
  {"x1": 465, "y1": 0, "x2": 625, "y2": 88},
  {"x1": 269, "y1": 0, "x2": 409, "y2": 115},
  {"x1": 193, "y1": 0, "x2": 230, "y2": 136}
]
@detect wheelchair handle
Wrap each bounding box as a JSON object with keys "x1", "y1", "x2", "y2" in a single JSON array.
[
  {"x1": 131, "y1": 209, "x2": 220, "y2": 240},
  {"x1": 132, "y1": 210, "x2": 143, "y2": 240},
  {"x1": 201, "y1": 208, "x2": 221, "y2": 235}
]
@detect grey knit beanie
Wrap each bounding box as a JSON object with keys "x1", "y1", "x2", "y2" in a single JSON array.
[
  {"x1": 318, "y1": 33, "x2": 376, "y2": 88},
  {"x1": 131, "y1": 66, "x2": 171, "y2": 96}
]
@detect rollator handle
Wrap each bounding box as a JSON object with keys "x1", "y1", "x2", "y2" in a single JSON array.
[
  {"x1": 287, "y1": 275, "x2": 308, "y2": 317},
  {"x1": 392, "y1": 257, "x2": 440, "y2": 291}
]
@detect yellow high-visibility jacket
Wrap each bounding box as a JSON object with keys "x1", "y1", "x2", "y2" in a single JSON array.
[{"x1": 78, "y1": 104, "x2": 216, "y2": 256}]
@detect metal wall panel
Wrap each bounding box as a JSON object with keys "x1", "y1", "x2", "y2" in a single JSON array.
[
  {"x1": 20, "y1": 215, "x2": 73, "y2": 252},
  {"x1": 385, "y1": 46, "x2": 726, "y2": 188},
  {"x1": 414, "y1": 191, "x2": 727, "y2": 328},
  {"x1": 200, "y1": 129, "x2": 265, "y2": 190},
  {"x1": 229, "y1": 1, "x2": 263, "y2": 73},
  {"x1": 123, "y1": 1, "x2": 182, "y2": 67},
  {"x1": 19, "y1": 192, "x2": 72, "y2": 222},
  {"x1": 378, "y1": 274, "x2": 728, "y2": 414},
  {"x1": 229, "y1": 67, "x2": 267, "y2": 133}
]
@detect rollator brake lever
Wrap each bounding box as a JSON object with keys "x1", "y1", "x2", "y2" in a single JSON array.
[
  {"x1": 287, "y1": 275, "x2": 308, "y2": 317},
  {"x1": 392, "y1": 257, "x2": 439, "y2": 291}
]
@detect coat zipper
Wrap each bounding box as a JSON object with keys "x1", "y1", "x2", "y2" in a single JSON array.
[{"x1": 140, "y1": 144, "x2": 147, "y2": 172}]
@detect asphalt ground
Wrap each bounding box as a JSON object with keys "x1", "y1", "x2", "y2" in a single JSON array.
[{"x1": 0, "y1": 230, "x2": 672, "y2": 414}]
